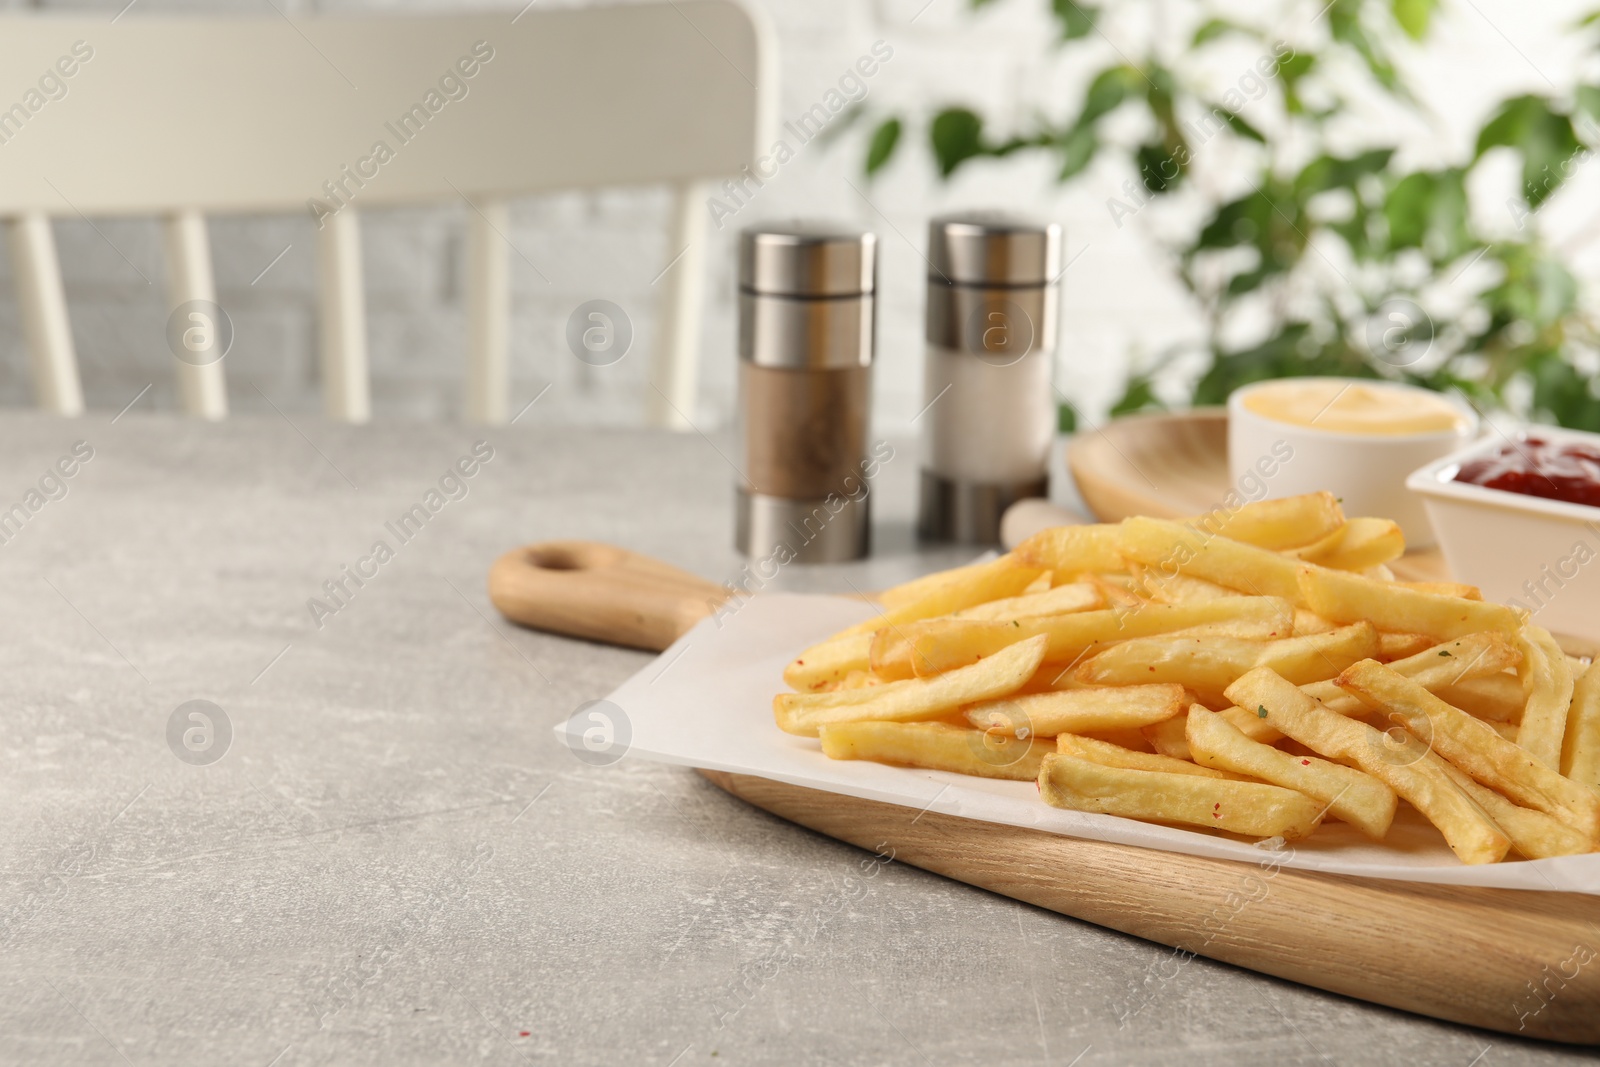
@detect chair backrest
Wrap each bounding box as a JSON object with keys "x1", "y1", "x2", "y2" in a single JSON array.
[{"x1": 0, "y1": 4, "x2": 772, "y2": 424}]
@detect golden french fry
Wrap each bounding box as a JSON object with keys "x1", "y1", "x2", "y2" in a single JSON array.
[
  {"x1": 818, "y1": 720, "x2": 1050, "y2": 781},
  {"x1": 965, "y1": 684, "x2": 1188, "y2": 736},
  {"x1": 1293, "y1": 609, "x2": 1338, "y2": 635},
  {"x1": 1430, "y1": 758, "x2": 1593, "y2": 860},
  {"x1": 906, "y1": 596, "x2": 1294, "y2": 676},
  {"x1": 867, "y1": 583, "x2": 1105, "y2": 684},
  {"x1": 1377, "y1": 632, "x2": 1435, "y2": 660},
  {"x1": 1223, "y1": 667, "x2": 1510, "y2": 865},
  {"x1": 1148, "y1": 632, "x2": 1524, "y2": 758},
  {"x1": 1187, "y1": 491, "x2": 1345, "y2": 551},
  {"x1": 1562, "y1": 661, "x2": 1600, "y2": 792},
  {"x1": 869, "y1": 626, "x2": 915, "y2": 681},
  {"x1": 1487, "y1": 720, "x2": 1520, "y2": 742},
  {"x1": 1297, "y1": 565, "x2": 1524, "y2": 641},
  {"x1": 954, "y1": 582, "x2": 1105, "y2": 621},
  {"x1": 875, "y1": 555, "x2": 1029, "y2": 610},
  {"x1": 1290, "y1": 517, "x2": 1405, "y2": 571},
  {"x1": 1399, "y1": 581, "x2": 1483, "y2": 601},
  {"x1": 1439, "y1": 673, "x2": 1525, "y2": 723},
  {"x1": 1057, "y1": 732, "x2": 1235, "y2": 778},
  {"x1": 1335, "y1": 659, "x2": 1600, "y2": 841},
  {"x1": 784, "y1": 631, "x2": 873, "y2": 692},
  {"x1": 1015, "y1": 524, "x2": 1132, "y2": 577},
  {"x1": 1076, "y1": 623, "x2": 1378, "y2": 705},
  {"x1": 845, "y1": 556, "x2": 1044, "y2": 637},
  {"x1": 775, "y1": 634, "x2": 1048, "y2": 737},
  {"x1": 1185, "y1": 705, "x2": 1397, "y2": 840},
  {"x1": 1037, "y1": 753, "x2": 1326, "y2": 839},
  {"x1": 1020, "y1": 572, "x2": 1054, "y2": 596},
  {"x1": 1119, "y1": 517, "x2": 1303, "y2": 600},
  {"x1": 1138, "y1": 571, "x2": 1238, "y2": 604},
  {"x1": 1516, "y1": 624, "x2": 1573, "y2": 769},
  {"x1": 1083, "y1": 573, "x2": 1144, "y2": 609}
]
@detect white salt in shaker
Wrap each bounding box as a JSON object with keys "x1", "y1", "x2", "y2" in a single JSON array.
[{"x1": 919, "y1": 213, "x2": 1062, "y2": 543}]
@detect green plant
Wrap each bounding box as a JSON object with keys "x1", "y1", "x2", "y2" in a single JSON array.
[{"x1": 866, "y1": 0, "x2": 1600, "y2": 430}]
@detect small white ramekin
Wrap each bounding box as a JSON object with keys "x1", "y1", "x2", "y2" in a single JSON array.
[
  {"x1": 1408, "y1": 428, "x2": 1600, "y2": 642},
  {"x1": 1228, "y1": 378, "x2": 1478, "y2": 549}
]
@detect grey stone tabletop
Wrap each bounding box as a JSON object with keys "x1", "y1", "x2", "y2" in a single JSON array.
[{"x1": 0, "y1": 410, "x2": 1587, "y2": 1067}]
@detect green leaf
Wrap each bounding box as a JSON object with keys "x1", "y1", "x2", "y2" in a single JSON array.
[
  {"x1": 929, "y1": 108, "x2": 985, "y2": 178},
  {"x1": 1136, "y1": 142, "x2": 1183, "y2": 194},
  {"x1": 1392, "y1": 0, "x2": 1435, "y2": 40},
  {"x1": 1051, "y1": 0, "x2": 1099, "y2": 40},
  {"x1": 1057, "y1": 121, "x2": 1098, "y2": 181},
  {"x1": 1294, "y1": 149, "x2": 1394, "y2": 197},
  {"x1": 1057, "y1": 403, "x2": 1078, "y2": 434},
  {"x1": 1191, "y1": 18, "x2": 1253, "y2": 46},
  {"x1": 1080, "y1": 66, "x2": 1140, "y2": 124},
  {"x1": 1221, "y1": 109, "x2": 1267, "y2": 143},
  {"x1": 1474, "y1": 95, "x2": 1582, "y2": 209},
  {"x1": 1384, "y1": 169, "x2": 1470, "y2": 262},
  {"x1": 1109, "y1": 374, "x2": 1163, "y2": 416},
  {"x1": 1330, "y1": 2, "x2": 1403, "y2": 92},
  {"x1": 1274, "y1": 51, "x2": 1316, "y2": 115},
  {"x1": 1576, "y1": 84, "x2": 1600, "y2": 124},
  {"x1": 864, "y1": 118, "x2": 902, "y2": 176}
]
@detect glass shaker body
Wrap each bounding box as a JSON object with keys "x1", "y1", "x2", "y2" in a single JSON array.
[
  {"x1": 735, "y1": 225, "x2": 877, "y2": 563},
  {"x1": 919, "y1": 216, "x2": 1061, "y2": 543}
]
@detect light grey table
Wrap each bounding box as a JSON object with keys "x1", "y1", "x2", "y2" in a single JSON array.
[{"x1": 0, "y1": 411, "x2": 1586, "y2": 1067}]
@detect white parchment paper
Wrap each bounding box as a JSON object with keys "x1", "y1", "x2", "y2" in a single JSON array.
[{"x1": 555, "y1": 593, "x2": 1600, "y2": 894}]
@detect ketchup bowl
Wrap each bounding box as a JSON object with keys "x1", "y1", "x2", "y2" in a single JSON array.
[{"x1": 1408, "y1": 427, "x2": 1600, "y2": 642}]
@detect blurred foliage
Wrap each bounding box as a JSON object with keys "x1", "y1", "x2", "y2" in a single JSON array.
[{"x1": 861, "y1": 0, "x2": 1600, "y2": 430}]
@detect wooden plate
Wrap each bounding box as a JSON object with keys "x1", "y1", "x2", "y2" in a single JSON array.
[{"x1": 1066, "y1": 407, "x2": 1449, "y2": 582}]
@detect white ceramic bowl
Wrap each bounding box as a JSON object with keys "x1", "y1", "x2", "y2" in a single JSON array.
[
  {"x1": 1408, "y1": 428, "x2": 1600, "y2": 642},
  {"x1": 1228, "y1": 378, "x2": 1478, "y2": 549}
]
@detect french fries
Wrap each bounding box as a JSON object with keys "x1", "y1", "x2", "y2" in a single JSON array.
[
  {"x1": 1334, "y1": 660, "x2": 1600, "y2": 842},
  {"x1": 1563, "y1": 662, "x2": 1600, "y2": 790},
  {"x1": 1015, "y1": 523, "x2": 1132, "y2": 577},
  {"x1": 1224, "y1": 668, "x2": 1510, "y2": 864},
  {"x1": 1038, "y1": 753, "x2": 1326, "y2": 839},
  {"x1": 819, "y1": 720, "x2": 1050, "y2": 781},
  {"x1": 1146, "y1": 632, "x2": 1522, "y2": 756},
  {"x1": 1190, "y1": 491, "x2": 1344, "y2": 551},
  {"x1": 1119, "y1": 517, "x2": 1303, "y2": 600},
  {"x1": 1076, "y1": 623, "x2": 1377, "y2": 702},
  {"x1": 1297, "y1": 566, "x2": 1524, "y2": 641},
  {"x1": 905, "y1": 596, "x2": 1294, "y2": 676},
  {"x1": 1186, "y1": 705, "x2": 1397, "y2": 840},
  {"x1": 964, "y1": 684, "x2": 1187, "y2": 736},
  {"x1": 775, "y1": 634, "x2": 1046, "y2": 737},
  {"x1": 1057, "y1": 733, "x2": 1237, "y2": 778},
  {"x1": 1516, "y1": 624, "x2": 1574, "y2": 769},
  {"x1": 784, "y1": 630, "x2": 873, "y2": 691},
  {"x1": 1290, "y1": 517, "x2": 1405, "y2": 571},
  {"x1": 777, "y1": 492, "x2": 1596, "y2": 865}
]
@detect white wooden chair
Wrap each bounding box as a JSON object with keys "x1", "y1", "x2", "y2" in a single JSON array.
[{"x1": 0, "y1": 4, "x2": 772, "y2": 426}]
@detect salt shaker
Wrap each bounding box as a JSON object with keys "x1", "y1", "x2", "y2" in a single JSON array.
[
  {"x1": 919, "y1": 213, "x2": 1061, "y2": 543},
  {"x1": 736, "y1": 223, "x2": 878, "y2": 563}
]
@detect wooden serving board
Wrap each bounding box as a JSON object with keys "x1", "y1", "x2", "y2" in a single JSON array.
[
  {"x1": 489, "y1": 540, "x2": 1600, "y2": 1045},
  {"x1": 1067, "y1": 407, "x2": 1449, "y2": 582}
]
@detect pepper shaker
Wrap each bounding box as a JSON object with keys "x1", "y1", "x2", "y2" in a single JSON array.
[
  {"x1": 735, "y1": 223, "x2": 878, "y2": 563},
  {"x1": 919, "y1": 213, "x2": 1061, "y2": 543}
]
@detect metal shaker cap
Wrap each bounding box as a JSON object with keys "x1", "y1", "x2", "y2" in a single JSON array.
[
  {"x1": 739, "y1": 223, "x2": 877, "y2": 297},
  {"x1": 928, "y1": 213, "x2": 1062, "y2": 287}
]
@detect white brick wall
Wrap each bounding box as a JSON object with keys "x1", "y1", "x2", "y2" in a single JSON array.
[{"x1": 0, "y1": 0, "x2": 1588, "y2": 430}]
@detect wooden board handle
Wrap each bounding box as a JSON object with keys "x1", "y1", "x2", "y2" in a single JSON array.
[{"x1": 488, "y1": 540, "x2": 729, "y2": 652}]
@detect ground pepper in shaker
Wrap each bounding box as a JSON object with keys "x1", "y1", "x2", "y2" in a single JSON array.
[
  {"x1": 919, "y1": 213, "x2": 1061, "y2": 543},
  {"x1": 735, "y1": 223, "x2": 877, "y2": 563}
]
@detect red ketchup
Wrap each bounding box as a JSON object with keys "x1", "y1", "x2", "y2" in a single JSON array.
[{"x1": 1453, "y1": 437, "x2": 1600, "y2": 508}]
